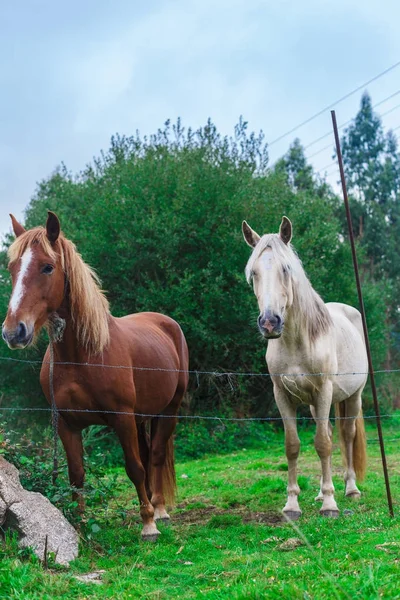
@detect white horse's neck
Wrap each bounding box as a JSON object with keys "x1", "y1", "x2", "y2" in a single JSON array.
[{"x1": 281, "y1": 276, "x2": 331, "y2": 348}]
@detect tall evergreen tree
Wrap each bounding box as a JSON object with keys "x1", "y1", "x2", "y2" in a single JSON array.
[{"x1": 340, "y1": 92, "x2": 400, "y2": 390}]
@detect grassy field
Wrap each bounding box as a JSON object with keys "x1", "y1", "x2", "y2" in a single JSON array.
[{"x1": 1, "y1": 417, "x2": 400, "y2": 599}]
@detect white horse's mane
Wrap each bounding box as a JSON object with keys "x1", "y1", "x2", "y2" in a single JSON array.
[{"x1": 245, "y1": 234, "x2": 333, "y2": 342}]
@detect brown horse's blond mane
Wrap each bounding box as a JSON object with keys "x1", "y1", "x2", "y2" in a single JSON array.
[
  {"x1": 246, "y1": 234, "x2": 333, "y2": 342},
  {"x1": 8, "y1": 227, "x2": 110, "y2": 355}
]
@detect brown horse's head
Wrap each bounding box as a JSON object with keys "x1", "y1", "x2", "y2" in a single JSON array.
[{"x1": 2, "y1": 212, "x2": 65, "y2": 349}]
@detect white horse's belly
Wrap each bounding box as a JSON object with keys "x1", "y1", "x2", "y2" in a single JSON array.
[{"x1": 328, "y1": 303, "x2": 368, "y2": 402}]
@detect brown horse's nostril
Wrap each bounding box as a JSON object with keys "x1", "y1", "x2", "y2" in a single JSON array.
[
  {"x1": 16, "y1": 322, "x2": 27, "y2": 342},
  {"x1": 3, "y1": 321, "x2": 33, "y2": 347}
]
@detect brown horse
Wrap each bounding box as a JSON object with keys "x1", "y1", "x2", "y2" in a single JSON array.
[{"x1": 2, "y1": 211, "x2": 189, "y2": 541}]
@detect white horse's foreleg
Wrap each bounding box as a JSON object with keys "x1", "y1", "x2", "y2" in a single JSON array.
[
  {"x1": 340, "y1": 393, "x2": 362, "y2": 498},
  {"x1": 310, "y1": 405, "x2": 333, "y2": 502},
  {"x1": 274, "y1": 387, "x2": 301, "y2": 520},
  {"x1": 314, "y1": 384, "x2": 339, "y2": 517}
]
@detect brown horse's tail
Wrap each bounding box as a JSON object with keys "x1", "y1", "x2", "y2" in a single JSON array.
[
  {"x1": 148, "y1": 424, "x2": 177, "y2": 507},
  {"x1": 335, "y1": 402, "x2": 367, "y2": 481}
]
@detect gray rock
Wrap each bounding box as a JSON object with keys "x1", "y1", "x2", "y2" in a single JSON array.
[
  {"x1": 74, "y1": 570, "x2": 105, "y2": 585},
  {"x1": 0, "y1": 457, "x2": 78, "y2": 566}
]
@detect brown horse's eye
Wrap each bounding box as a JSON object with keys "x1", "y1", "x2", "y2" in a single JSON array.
[{"x1": 41, "y1": 264, "x2": 54, "y2": 275}]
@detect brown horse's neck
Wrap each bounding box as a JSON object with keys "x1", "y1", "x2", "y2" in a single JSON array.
[{"x1": 50, "y1": 296, "x2": 104, "y2": 363}]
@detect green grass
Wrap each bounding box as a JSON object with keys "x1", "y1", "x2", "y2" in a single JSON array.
[{"x1": 1, "y1": 420, "x2": 400, "y2": 599}]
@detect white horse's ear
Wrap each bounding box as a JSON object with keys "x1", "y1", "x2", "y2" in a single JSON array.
[
  {"x1": 242, "y1": 221, "x2": 260, "y2": 248},
  {"x1": 279, "y1": 216, "x2": 292, "y2": 245}
]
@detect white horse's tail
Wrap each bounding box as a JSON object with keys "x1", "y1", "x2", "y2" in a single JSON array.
[{"x1": 335, "y1": 402, "x2": 367, "y2": 482}]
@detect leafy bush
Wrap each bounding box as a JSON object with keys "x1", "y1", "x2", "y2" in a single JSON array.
[
  {"x1": 0, "y1": 118, "x2": 391, "y2": 430},
  {"x1": 0, "y1": 423, "x2": 119, "y2": 525}
]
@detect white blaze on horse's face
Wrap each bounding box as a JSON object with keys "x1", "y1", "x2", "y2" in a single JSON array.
[
  {"x1": 2, "y1": 212, "x2": 65, "y2": 350},
  {"x1": 251, "y1": 248, "x2": 292, "y2": 338},
  {"x1": 9, "y1": 248, "x2": 33, "y2": 315}
]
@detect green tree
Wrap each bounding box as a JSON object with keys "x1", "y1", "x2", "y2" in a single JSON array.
[
  {"x1": 0, "y1": 118, "x2": 390, "y2": 422},
  {"x1": 339, "y1": 92, "x2": 400, "y2": 399}
]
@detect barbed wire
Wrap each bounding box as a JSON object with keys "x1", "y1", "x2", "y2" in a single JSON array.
[
  {"x1": 0, "y1": 405, "x2": 399, "y2": 422},
  {"x1": 1, "y1": 353, "x2": 400, "y2": 379},
  {"x1": 3, "y1": 433, "x2": 399, "y2": 449}
]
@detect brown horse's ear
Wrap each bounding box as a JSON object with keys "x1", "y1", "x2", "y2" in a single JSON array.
[
  {"x1": 46, "y1": 211, "x2": 60, "y2": 243},
  {"x1": 279, "y1": 216, "x2": 292, "y2": 245},
  {"x1": 10, "y1": 214, "x2": 26, "y2": 238},
  {"x1": 242, "y1": 221, "x2": 260, "y2": 248}
]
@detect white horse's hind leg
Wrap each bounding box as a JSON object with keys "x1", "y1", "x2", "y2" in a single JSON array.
[
  {"x1": 314, "y1": 384, "x2": 339, "y2": 517},
  {"x1": 310, "y1": 406, "x2": 333, "y2": 502},
  {"x1": 341, "y1": 393, "x2": 362, "y2": 498},
  {"x1": 274, "y1": 387, "x2": 302, "y2": 520}
]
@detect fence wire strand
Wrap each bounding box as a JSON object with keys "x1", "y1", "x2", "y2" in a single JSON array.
[
  {"x1": 1, "y1": 353, "x2": 399, "y2": 422},
  {"x1": 1, "y1": 353, "x2": 400, "y2": 378},
  {"x1": 0, "y1": 405, "x2": 399, "y2": 422}
]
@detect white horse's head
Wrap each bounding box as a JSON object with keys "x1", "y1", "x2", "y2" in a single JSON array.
[{"x1": 242, "y1": 216, "x2": 295, "y2": 339}]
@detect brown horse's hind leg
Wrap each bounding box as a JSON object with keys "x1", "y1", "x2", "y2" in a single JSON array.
[
  {"x1": 137, "y1": 421, "x2": 152, "y2": 499},
  {"x1": 149, "y1": 415, "x2": 178, "y2": 523},
  {"x1": 150, "y1": 373, "x2": 187, "y2": 523},
  {"x1": 58, "y1": 418, "x2": 85, "y2": 514},
  {"x1": 113, "y1": 416, "x2": 160, "y2": 542}
]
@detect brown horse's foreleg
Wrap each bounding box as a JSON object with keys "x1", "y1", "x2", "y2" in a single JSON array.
[
  {"x1": 58, "y1": 418, "x2": 85, "y2": 514},
  {"x1": 113, "y1": 416, "x2": 160, "y2": 542},
  {"x1": 149, "y1": 415, "x2": 178, "y2": 523},
  {"x1": 313, "y1": 383, "x2": 339, "y2": 517},
  {"x1": 274, "y1": 386, "x2": 302, "y2": 520}
]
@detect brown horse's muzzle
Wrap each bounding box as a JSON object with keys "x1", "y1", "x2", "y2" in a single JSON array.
[{"x1": 2, "y1": 320, "x2": 34, "y2": 349}]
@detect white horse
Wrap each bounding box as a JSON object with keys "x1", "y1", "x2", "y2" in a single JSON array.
[{"x1": 242, "y1": 216, "x2": 367, "y2": 518}]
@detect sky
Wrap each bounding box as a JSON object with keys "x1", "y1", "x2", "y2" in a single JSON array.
[{"x1": 1, "y1": 0, "x2": 400, "y2": 237}]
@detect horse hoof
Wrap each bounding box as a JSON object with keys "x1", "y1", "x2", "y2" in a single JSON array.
[
  {"x1": 314, "y1": 494, "x2": 324, "y2": 502},
  {"x1": 346, "y1": 491, "x2": 361, "y2": 500},
  {"x1": 155, "y1": 516, "x2": 171, "y2": 525},
  {"x1": 141, "y1": 532, "x2": 160, "y2": 543},
  {"x1": 283, "y1": 510, "x2": 302, "y2": 521},
  {"x1": 320, "y1": 509, "x2": 339, "y2": 518}
]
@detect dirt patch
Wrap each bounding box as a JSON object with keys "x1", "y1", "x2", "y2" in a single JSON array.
[
  {"x1": 175, "y1": 505, "x2": 283, "y2": 526},
  {"x1": 175, "y1": 505, "x2": 221, "y2": 525},
  {"x1": 242, "y1": 511, "x2": 283, "y2": 525}
]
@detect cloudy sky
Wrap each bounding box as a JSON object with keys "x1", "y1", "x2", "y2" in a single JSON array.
[{"x1": 1, "y1": 0, "x2": 400, "y2": 237}]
